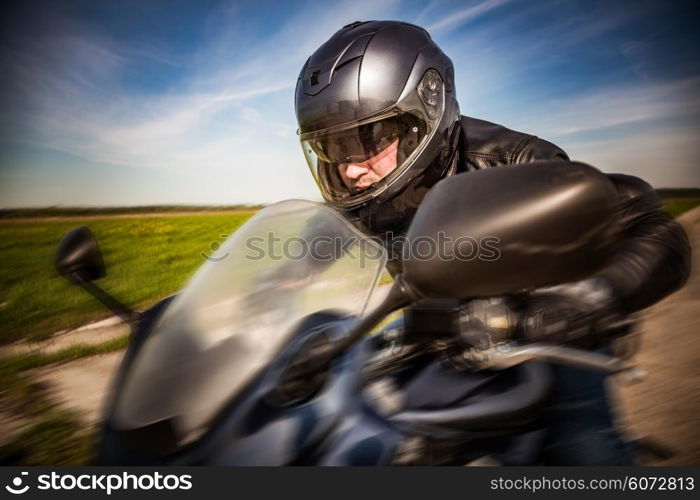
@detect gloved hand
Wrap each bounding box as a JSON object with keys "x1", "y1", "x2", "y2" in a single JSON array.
[{"x1": 518, "y1": 277, "x2": 631, "y2": 348}]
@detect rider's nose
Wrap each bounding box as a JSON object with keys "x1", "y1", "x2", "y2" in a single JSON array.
[{"x1": 344, "y1": 163, "x2": 369, "y2": 179}]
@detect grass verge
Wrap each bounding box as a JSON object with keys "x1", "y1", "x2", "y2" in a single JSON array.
[
  {"x1": 0, "y1": 409, "x2": 97, "y2": 465},
  {"x1": 662, "y1": 198, "x2": 700, "y2": 218},
  {"x1": 0, "y1": 211, "x2": 255, "y2": 344},
  {"x1": 0, "y1": 336, "x2": 128, "y2": 465},
  {"x1": 0, "y1": 335, "x2": 129, "y2": 375}
]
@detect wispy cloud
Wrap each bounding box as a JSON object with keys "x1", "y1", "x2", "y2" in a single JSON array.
[
  {"x1": 426, "y1": 0, "x2": 510, "y2": 33},
  {"x1": 1, "y1": 0, "x2": 698, "y2": 207},
  {"x1": 3, "y1": 0, "x2": 400, "y2": 174},
  {"x1": 499, "y1": 77, "x2": 700, "y2": 187},
  {"x1": 562, "y1": 128, "x2": 700, "y2": 187},
  {"x1": 510, "y1": 77, "x2": 700, "y2": 137}
]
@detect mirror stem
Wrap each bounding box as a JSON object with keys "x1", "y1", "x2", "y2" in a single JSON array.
[
  {"x1": 282, "y1": 276, "x2": 418, "y2": 385},
  {"x1": 72, "y1": 275, "x2": 140, "y2": 324},
  {"x1": 329, "y1": 277, "x2": 415, "y2": 361}
]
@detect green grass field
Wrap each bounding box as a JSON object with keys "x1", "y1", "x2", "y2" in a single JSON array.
[
  {"x1": 0, "y1": 211, "x2": 255, "y2": 344},
  {"x1": 662, "y1": 198, "x2": 700, "y2": 218}
]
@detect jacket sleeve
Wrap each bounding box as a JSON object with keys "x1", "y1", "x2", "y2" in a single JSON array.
[
  {"x1": 594, "y1": 174, "x2": 691, "y2": 313},
  {"x1": 515, "y1": 136, "x2": 570, "y2": 163},
  {"x1": 514, "y1": 138, "x2": 692, "y2": 314}
]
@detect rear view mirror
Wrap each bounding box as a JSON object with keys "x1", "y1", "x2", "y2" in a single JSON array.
[
  {"x1": 55, "y1": 226, "x2": 106, "y2": 282},
  {"x1": 402, "y1": 161, "x2": 622, "y2": 299}
]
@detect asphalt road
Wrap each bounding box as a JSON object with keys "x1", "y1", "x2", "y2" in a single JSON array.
[{"x1": 614, "y1": 206, "x2": 700, "y2": 465}]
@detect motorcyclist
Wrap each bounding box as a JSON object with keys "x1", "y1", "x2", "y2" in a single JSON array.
[{"x1": 294, "y1": 20, "x2": 691, "y2": 465}]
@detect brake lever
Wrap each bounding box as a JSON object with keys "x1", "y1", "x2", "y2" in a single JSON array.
[{"x1": 463, "y1": 342, "x2": 647, "y2": 384}]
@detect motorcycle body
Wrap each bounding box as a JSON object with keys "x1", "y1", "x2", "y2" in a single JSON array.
[
  {"x1": 100, "y1": 303, "x2": 553, "y2": 466},
  {"x1": 55, "y1": 163, "x2": 634, "y2": 465}
]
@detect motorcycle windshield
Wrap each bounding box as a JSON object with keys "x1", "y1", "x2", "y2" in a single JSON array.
[{"x1": 112, "y1": 200, "x2": 386, "y2": 449}]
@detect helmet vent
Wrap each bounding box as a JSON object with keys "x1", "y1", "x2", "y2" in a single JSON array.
[
  {"x1": 342, "y1": 21, "x2": 365, "y2": 30},
  {"x1": 310, "y1": 71, "x2": 320, "y2": 86}
]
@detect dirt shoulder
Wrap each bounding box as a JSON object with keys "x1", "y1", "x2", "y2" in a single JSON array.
[{"x1": 613, "y1": 206, "x2": 700, "y2": 465}]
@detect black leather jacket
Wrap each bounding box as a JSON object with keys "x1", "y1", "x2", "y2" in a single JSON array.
[{"x1": 459, "y1": 115, "x2": 692, "y2": 313}]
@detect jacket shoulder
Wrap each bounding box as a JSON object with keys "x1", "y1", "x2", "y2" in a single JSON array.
[
  {"x1": 606, "y1": 173, "x2": 661, "y2": 212},
  {"x1": 460, "y1": 116, "x2": 568, "y2": 167}
]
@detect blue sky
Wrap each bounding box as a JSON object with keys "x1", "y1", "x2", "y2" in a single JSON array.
[{"x1": 1, "y1": 0, "x2": 698, "y2": 207}]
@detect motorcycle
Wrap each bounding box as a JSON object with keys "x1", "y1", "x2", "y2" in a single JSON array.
[{"x1": 55, "y1": 161, "x2": 642, "y2": 465}]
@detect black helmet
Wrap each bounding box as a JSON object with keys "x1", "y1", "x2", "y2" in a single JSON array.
[{"x1": 295, "y1": 20, "x2": 461, "y2": 234}]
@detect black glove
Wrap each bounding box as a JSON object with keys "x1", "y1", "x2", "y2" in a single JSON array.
[{"x1": 519, "y1": 277, "x2": 630, "y2": 348}]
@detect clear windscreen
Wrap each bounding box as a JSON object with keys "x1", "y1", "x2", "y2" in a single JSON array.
[{"x1": 113, "y1": 200, "x2": 386, "y2": 446}]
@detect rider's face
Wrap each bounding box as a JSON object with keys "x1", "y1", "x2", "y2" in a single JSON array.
[{"x1": 337, "y1": 139, "x2": 400, "y2": 193}]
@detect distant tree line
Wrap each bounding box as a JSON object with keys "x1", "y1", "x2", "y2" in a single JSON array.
[
  {"x1": 0, "y1": 204, "x2": 266, "y2": 218},
  {"x1": 2, "y1": 189, "x2": 699, "y2": 218},
  {"x1": 656, "y1": 188, "x2": 700, "y2": 199}
]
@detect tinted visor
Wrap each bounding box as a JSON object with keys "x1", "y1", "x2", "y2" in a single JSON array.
[
  {"x1": 309, "y1": 116, "x2": 420, "y2": 165},
  {"x1": 301, "y1": 111, "x2": 429, "y2": 203}
]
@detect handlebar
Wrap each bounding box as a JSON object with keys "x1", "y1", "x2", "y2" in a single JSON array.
[
  {"x1": 455, "y1": 296, "x2": 645, "y2": 383},
  {"x1": 477, "y1": 342, "x2": 646, "y2": 383},
  {"x1": 366, "y1": 297, "x2": 646, "y2": 384}
]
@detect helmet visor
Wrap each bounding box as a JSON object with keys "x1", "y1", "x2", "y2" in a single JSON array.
[{"x1": 300, "y1": 69, "x2": 445, "y2": 207}]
